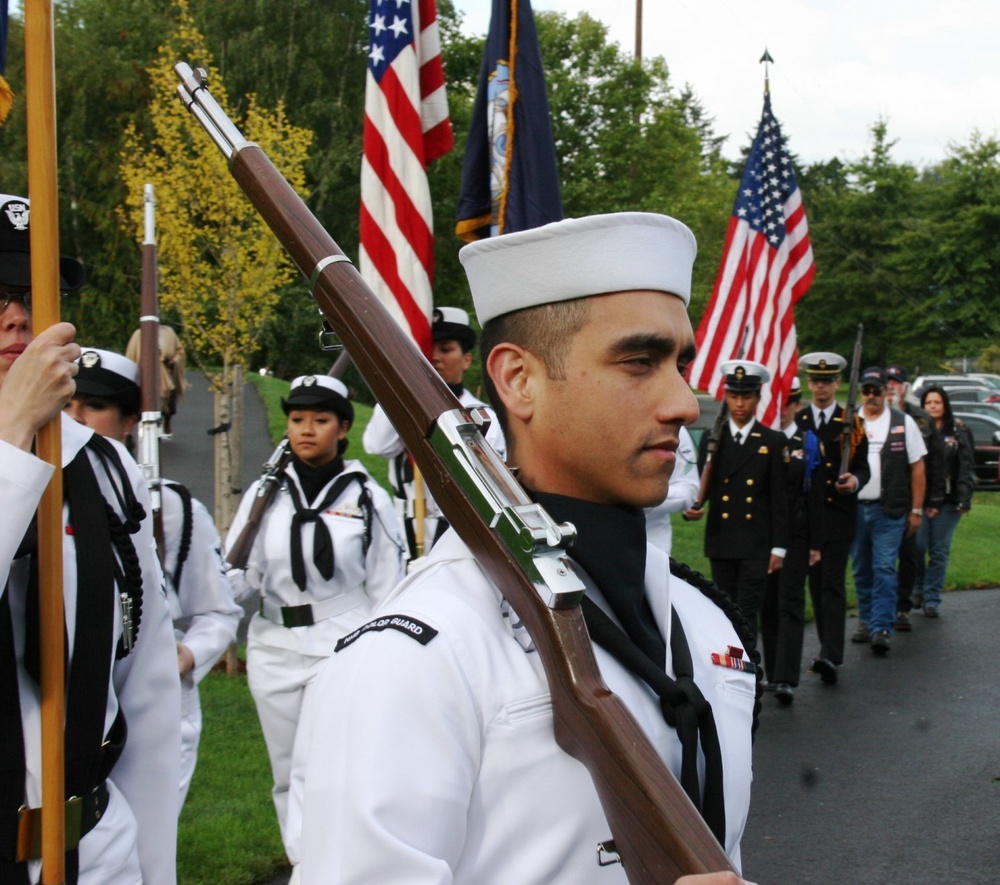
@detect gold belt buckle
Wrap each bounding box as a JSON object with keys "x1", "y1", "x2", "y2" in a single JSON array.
[{"x1": 15, "y1": 796, "x2": 83, "y2": 862}]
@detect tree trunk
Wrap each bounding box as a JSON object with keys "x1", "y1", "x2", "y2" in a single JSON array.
[{"x1": 212, "y1": 363, "x2": 244, "y2": 535}]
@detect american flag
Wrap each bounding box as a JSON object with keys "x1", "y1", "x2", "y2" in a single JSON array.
[
  {"x1": 360, "y1": 0, "x2": 453, "y2": 356},
  {"x1": 687, "y1": 91, "x2": 815, "y2": 427}
]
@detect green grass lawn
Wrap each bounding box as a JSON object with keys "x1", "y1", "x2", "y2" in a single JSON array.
[{"x1": 179, "y1": 382, "x2": 1000, "y2": 883}]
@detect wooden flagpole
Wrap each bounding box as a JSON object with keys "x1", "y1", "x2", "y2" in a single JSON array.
[{"x1": 23, "y1": 0, "x2": 66, "y2": 880}]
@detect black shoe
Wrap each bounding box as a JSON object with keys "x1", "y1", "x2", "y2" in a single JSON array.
[
  {"x1": 812, "y1": 657, "x2": 838, "y2": 684},
  {"x1": 851, "y1": 622, "x2": 870, "y2": 643},
  {"x1": 760, "y1": 680, "x2": 777, "y2": 693},
  {"x1": 895, "y1": 612, "x2": 912, "y2": 632},
  {"x1": 775, "y1": 683, "x2": 795, "y2": 706},
  {"x1": 871, "y1": 630, "x2": 891, "y2": 655}
]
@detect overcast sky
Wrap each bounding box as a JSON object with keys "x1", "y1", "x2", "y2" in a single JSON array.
[{"x1": 455, "y1": 0, "x2": 1000, "y2": 168}]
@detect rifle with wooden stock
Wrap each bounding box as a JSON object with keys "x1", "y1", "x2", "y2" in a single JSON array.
[
  {"x1": 224, "y1": 437, "x2": 291, "y2": 570},
  {"x1": 839, "y1": 324, "x2": 864, "y2": 477},
  {"x1": 175, "y1": 63, "x2": 736, "y2": 882},
  {"x1": 137, "y1": 183, "x2": 165, "y2": 558}
]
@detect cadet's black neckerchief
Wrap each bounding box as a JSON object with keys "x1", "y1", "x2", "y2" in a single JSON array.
[
  {"x1": 530, "y1": 490, "x2": 727, "y2": 846},
  {"x1": 285, "y1": 456, "x2": 366, "y2": 592},
  {"x1": 446, "y1": 381, "x2": 464, "y2": 399}
]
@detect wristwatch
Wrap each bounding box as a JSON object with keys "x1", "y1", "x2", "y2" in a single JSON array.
[{"x1": 910, "y1": 508, "x2": 922, "y2": 515}]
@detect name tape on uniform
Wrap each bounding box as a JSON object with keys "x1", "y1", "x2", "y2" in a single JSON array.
[{"x1": 335, "y1": 615, "x2": 439, "y2": 652}]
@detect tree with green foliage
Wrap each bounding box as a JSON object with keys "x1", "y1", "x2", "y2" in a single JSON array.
[
  {"x1": 118, "y1": 0, "x2": 312, "y2": 525},
  {"x1": 798, "y1": 120, "x2": 920, "y2": 363}
]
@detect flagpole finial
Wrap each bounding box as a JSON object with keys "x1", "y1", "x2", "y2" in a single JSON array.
[{"x1": 759, "y1": 48, "x2": 774, "y2": 95}]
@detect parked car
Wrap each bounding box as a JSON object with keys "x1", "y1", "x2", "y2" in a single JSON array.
[
  {"x1": 913, "y1": 374, "x2": 994, "y2": 392},
  {"x1": 945, "y1": 386, "x2": 1000, "y2": 404},
  {"x1": 966, "y1": 373, "x2": 1000, "y2": 389},
  {"x1": 953, "y1": 402, "x2": 1000, "y2": 421},
  {"x1": 953, "y1": 412, "x2": 1000, "y2": 489}
]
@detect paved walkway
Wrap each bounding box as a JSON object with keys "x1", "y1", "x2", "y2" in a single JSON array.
[{"x1": 159, "y1": 371, "x2": 275, "y2": 520}]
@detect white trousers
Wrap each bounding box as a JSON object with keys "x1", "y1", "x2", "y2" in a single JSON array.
[{"x1": 247, "y1": 640, "x2": 328, "y2": 865}]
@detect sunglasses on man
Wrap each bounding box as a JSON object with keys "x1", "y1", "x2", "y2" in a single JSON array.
[{"x1": 861, "y1": 385, "x2": 884, "y2": 396}]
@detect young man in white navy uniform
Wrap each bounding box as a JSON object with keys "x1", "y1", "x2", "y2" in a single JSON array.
[{"x1": 301, "y1": 213, "x2": 759, "y2": 885}]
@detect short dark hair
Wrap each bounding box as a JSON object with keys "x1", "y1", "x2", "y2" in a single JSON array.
[{"x1": 480, "y1": 298, "x2": 592, "y2": 436}]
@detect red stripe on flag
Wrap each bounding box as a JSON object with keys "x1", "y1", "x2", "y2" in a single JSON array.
[
  {"x1": 363, "y1": 115, "x2": 435, "y2": 271},
  {"x1": 377, "y1": 65, "x2": 429, "y2": 165},
  {"x1": 361, "y1": 0, "x2": 452, "y2": 355},
  {"x1": 360, "y1": 203, "x2": 431, "y2": 354}
]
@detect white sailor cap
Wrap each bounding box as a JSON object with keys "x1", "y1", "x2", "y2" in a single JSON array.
[
  {"x1": 75, "y1": 348, "x2": 140, "y2": 397},
  {"x1": 799, "y1": 352, "x2": 847, "y2": 379},
  {"x1": 787, "y1": 375, "x2": 803, "y2": 403},
  {"x1": 281, "y1": 375, "x2": 354, "y2": 422},
  {"x1": 719, "y1": 360, "x2": 769, "y2": 392},
  {"x1": 459, "y1": 212, "x2": 697, "y2": 326},
  {"x1": 432, "y1": 306, "x2": 476, "y2": 351}
]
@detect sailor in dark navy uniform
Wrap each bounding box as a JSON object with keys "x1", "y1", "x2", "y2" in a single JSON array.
[
  {"x1": 795, "y1": 352, "x2": 869, "y2": 686},
  {"x1": 760, "y1": 377, "x2": 815, "y2": 705},
  {"x1": 700, "y1": 360, "x2": 789, "y2": 635}
]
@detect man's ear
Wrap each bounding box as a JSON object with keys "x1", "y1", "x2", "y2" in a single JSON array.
[{"x1": 486, "y1": 342, "x2": 537, "y2": 421}]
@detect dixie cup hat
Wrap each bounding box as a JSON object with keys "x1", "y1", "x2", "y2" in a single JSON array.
[{"x1": 460, "y1": 213, "x2": 697, "y2": 326}]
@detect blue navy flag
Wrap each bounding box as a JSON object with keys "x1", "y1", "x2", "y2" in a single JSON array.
[
  {"x1": 0, "y1": 0, "x2": 8, "y2": 74},
  {"x1": 455, "y1": 0, "x2": 563, "y2": 241}
]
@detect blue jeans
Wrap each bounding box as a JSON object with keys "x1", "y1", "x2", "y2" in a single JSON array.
[
  {"x1": 914, "y1": 504, "x2": 963, "y2": 607},
  {"x1": 852, "y1": 504, "x2": 907, "y2": 634}
]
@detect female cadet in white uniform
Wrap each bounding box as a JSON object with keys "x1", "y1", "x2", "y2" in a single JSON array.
[
  {"x1": 63, "y1": 347, "x2": 241, "y2": 809},
  {"x1": 299, "y1": 214, "x2": 759, "y2": 884},
  {"x1": 226, "y1": 374, "x2": 405, "y2": 871}
]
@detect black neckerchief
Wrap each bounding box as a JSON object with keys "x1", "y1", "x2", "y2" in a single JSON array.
[
  {"x1": 446, "y1": 382, "x2": 464, "y2": 399},
  {"x1": 530, "y1": 489, "x2": 727, "y2": 845},
  {"x1": 532, "y1": 491, "x2": 663, "y2": 665},
  {"x1": 285, "y1": 458, "x2": 368, "y2": 593},
  {"x1": 291, "y1": 455, "x2": 345, "y2": 502}
]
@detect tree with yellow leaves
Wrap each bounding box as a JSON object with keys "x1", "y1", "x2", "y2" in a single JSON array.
[{"x1": 119, "y1": 0, "x2": 312, "y2": 528}]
